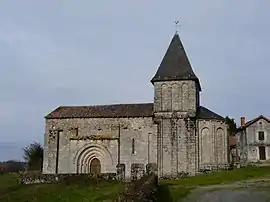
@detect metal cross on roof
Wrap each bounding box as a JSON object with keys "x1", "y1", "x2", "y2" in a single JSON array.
[{"x1": 174, "y1": 20, "x2": 180, "y2": 33}]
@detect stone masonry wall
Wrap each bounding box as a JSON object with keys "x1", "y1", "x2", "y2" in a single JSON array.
[
  {"x1": 43, "y1": 117, "x2": 157, "y2": 179},
  {"x1": 198, "y1": 119, "x2": 228, "y2": 170},
  {"x1": 153, "y1": 80, "x2": 198, "y2": 115},
  {"x1": 153, "y1": 80, "x2": 198, "y2": 177},
  {"x1": 155, "y1": 116, "x2": 197, "y2": 178}
]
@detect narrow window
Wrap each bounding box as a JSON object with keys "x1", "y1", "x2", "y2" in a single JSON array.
[
  {"x1": 70, "y1": 128, "x2": 78, "y2": 137},
  {"x1": 132, "y1": 138, "x2": 135, "y2": 154},
  {"x1": 258, "y1": 131, "x2": 265, "y2": 141}
]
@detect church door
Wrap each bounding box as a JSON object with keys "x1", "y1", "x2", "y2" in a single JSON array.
[{"x1": 90, "y1": 158, "x2": 101, "y2": 174}]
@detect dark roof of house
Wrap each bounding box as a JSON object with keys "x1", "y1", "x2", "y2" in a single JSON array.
[
  {"x1": 151, "y1": 33, "x2": 201, "y2": 91},
  {"x1": 237, "y1": 115, "x2": 270, "y2": 132},
  {"x1": 45, "y1": 103, "x2": 225, "y2": 121},
  {"x1": 196, "y1": 106, "x2": 225, "y2": 121},
  {"x1": 45, "y1": 103, "x2": 154, "y2": 119}
]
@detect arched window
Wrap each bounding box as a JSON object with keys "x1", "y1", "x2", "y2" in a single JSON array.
[{"x1": 132, "y1": 138, "x2": 135, "y2": 154}]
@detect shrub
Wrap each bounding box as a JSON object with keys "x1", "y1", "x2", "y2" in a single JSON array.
[{"x1": 116, "y1": 174, "x2": 158, "y2": 201}]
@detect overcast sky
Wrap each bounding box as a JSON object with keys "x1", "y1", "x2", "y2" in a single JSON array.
[{"x1": 0, "y1": 0, "x2": 269, "y2": 161}]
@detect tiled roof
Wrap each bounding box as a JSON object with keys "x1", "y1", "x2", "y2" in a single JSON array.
[
  {"x1": 237, "y1": 115, "x2": 270, "y2": 132},
  {"x1": 196, "y1": 106, "x2": 225, "y2": 121},
  {"x1": 45, "y1": 103, "x2": 154, "y2": 119},
  {"x1": 46, "y1": 103, "x2": 224, "y2": 121},
  {"x1": 244, "y1": 115, "x2": 270, "y2": 127},
  {"x1": 151, "y1": 33, "x2": 201, "y2": 91}
]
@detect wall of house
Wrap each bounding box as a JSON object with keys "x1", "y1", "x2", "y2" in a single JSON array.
[
  {"x1": 236, "y1": 130, "x2": 248, "y2": 163},
  {"x1": 43, "y1": 117, "x2": 157, "y2": 178},
  {"x1": 245, "y1": 118, "x2": 270, "y2": 162},
  {"x1": 197, "y1": 119, "x2": 228, "y2": 169}
]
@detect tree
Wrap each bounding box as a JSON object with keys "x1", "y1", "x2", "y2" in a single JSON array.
[
  {"x1": 23, "y1": 142, "x2": 43, "y2": 171},
  {"x1": 6, "y1": 160, "x2": 25, "y2": 173},
  {"x1": 225, "y1": 116, "x2": 237, "y2": 135}
]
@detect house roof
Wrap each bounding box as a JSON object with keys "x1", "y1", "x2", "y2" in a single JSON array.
[
  {"x1": 196, "y1": 106, "x2": 225, "y2": 121},
  {"x1": 151, "y1": 33, "x2": 201, "y2": 91},
  {"x1": 45, "y1": 103, "x2": 225, "y2": 120},
  {"x1": 237, "y1": 115, "x2": 270, "y2": 131}
]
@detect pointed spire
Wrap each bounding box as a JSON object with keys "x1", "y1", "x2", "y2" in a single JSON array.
[{"x1": 151, "y1": 33, "x2": 201, "y2": 91}]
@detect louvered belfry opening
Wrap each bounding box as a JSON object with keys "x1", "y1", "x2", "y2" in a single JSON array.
[{"x1": 90, "y1": 158, "x2": 101, "y2": 174}]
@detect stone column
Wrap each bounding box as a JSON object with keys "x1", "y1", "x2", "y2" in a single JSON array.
[
  {"x1": 156, "y1": 118, "x2": 163, "y2": 178},
  {"x1": 185, "y1": 118, "x2": 196, "y2": 175},
  {"x1": 170, "y1": 118, "x2": 178, "y2": 177}
]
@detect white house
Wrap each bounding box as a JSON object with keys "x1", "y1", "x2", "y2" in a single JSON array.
[{"x1": 236, "y1": 115, "x2": 270, "y2": 164}]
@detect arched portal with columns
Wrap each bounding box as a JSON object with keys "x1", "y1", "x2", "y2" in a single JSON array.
[{"x1": 73, "y1": 143, "x2": 114, "y2": 174}]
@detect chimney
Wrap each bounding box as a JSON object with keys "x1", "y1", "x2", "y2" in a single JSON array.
[{"x1": 240, "y1": 117, "x2": 245, "y2": 127}]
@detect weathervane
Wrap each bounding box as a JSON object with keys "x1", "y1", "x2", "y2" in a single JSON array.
[{"x1": 174, "y1": 20, "x2": 180, "y2": 33}]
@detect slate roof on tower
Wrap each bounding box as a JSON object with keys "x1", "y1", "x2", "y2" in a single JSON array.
[{"x1": 151, "y1": 33, "x2": 201, "y2": 91}]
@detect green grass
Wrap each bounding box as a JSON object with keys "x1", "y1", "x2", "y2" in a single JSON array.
[
  {"x1": 156, "y1": 166, "x2": 270, "y2": 201},
  {"x1": 0, "y1": 174, "x2": 124, "y2": 202},
  {"x1": 2, "y1": 167, "x2": 270, "y2": 202}
]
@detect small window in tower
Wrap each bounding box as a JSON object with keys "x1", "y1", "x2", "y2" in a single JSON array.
[
  {"x1": 132, "y1": 138, "x2": 135, "y2": 154},
  {"x1": 258, "y1": 131, "x2": 265, "y2": 141}
]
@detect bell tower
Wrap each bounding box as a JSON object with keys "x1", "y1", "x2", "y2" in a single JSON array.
[{"x1": 151, "y1": 32, "x2": 201, "y2": 177}]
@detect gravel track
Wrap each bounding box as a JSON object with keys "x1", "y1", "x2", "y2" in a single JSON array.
[{"x1": 182, "y1": 179, "x2": 270, "y2": 202}]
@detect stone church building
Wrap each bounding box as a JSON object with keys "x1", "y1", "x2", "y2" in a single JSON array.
[{"x1": 43, "y1": 32, "x2": 228, "y2": 178}]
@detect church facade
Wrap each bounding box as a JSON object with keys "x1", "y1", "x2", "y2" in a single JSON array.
[{"x1": 43, "y1": 33, "x2": 228, "y2": 178}]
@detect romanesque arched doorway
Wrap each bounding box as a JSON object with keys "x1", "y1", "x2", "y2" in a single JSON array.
[{"x1": 90, "y1": 158, "x2": 101, "y2": 174}]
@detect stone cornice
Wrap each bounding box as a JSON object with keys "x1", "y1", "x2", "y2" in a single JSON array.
[{"x1": 70, "y1": 135, "x2": 118, "y2": 141}]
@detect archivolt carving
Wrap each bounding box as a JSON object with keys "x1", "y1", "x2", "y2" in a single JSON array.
[
  {"x1": 201, "y1": 127, "x2": 212, "y2": 164},
  {"x1": 172, "y1": 83, "x2": 180, "y2": 110},
  {"x1": 73, "y1": 143, "x2": 113, "y2": 173},
  {"x1": 161, "y1": 83, "x2": 166, "y2": 111},
  {"x1": 161, "y1": 83, "x2": 172, "y2": 111},
  {"x1": 201, "y1": 127, "x2": 210, "y2": 139},
  {"x1": 181, "y1": 83, "x2": 189, "y2": 111},
  {"x1": 216, "y1": 127, "x2": 225, "y2": 164}
]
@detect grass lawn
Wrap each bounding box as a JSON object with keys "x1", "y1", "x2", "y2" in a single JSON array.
[
  {"x1": 156, "y1": 166, "x2": 270, "y2": 201},
  {"x1": 0, "y1": 174, "x2": 124, "y2": 202}
]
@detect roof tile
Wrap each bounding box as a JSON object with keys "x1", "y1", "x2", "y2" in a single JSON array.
[
  {"x1": 46, "y1": 103, "x2": 224, "y2": 121},
  {"x1": 45, "y1": 103, "x2": 153, "y2": 119}
]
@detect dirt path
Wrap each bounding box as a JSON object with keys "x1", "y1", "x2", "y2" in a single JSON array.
[{"x1": 182, "y1": 179, "x2": 270, "y2": 202}]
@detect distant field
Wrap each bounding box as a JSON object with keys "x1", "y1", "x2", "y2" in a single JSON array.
[
  {"x1": 156, "y1": 166, "x2": 270, "y2": 201},
  {"x1": 0, "y1": 174, "x2": 123, "y2": 202}
]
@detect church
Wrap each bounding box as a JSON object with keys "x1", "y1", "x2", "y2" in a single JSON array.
[{"x1": 43, "y1": 32, "x2": 228, "y2": 179}]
